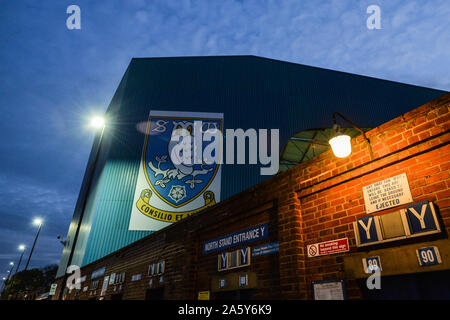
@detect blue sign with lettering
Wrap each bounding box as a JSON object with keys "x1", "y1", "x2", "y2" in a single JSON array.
[
  {"x1": 357, "y1": 216, "x2": 379, "y2": 245},
  {"x1": 149, "y1": 264, "x2": 155, "y2": 275},
  {"x1": 91, "y1": 267, "x2": 106, "y2": 279},
  {"x1": 239, "y1": 247, "x2": 250, "y2": 266},
  {"x1": 406, "y1": 201, "x2": 438, "y2": 235},
  {"x1": 218, "y1": 252, "x2": 228, "y2": 271},
  {"x1": 362, "y1": 256, "x2": 382, "y2": 273},
  {"x1": 252, "y1": 242, "x2": 279, "y2": 257},
  {"x1": 203, "y1": 224, "x2": 268, "y2": 254},
  {"x1": 239, "y1": 274, "x2": 248, "y2": 287},
  {"x1": 417, "y1": 247, "x2": 442, "y2": 266}
]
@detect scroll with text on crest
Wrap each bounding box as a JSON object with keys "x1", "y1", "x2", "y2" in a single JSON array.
[{"x1": 128, "y1": 110, "x2": 223, "y2": 231}]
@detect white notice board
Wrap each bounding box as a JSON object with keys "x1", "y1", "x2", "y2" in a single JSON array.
[
  {"x1": 362, "y1": 173, "x2": 413, "y2": 214},
  {"x1": 312, "y1": 279, "x2": 346, "y2": 300}
]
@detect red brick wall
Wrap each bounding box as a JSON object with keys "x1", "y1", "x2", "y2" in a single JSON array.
[
  {"x1": 53, "y1": 93, "x2": 450, "y2": 300},
  {"x1": 195, "y1": 202, "x2": 280, "y2": 299},
  {"x1": 278, "y1": 93, "x2": 450, "y2": 299},
  {"x1": 53, "y1": 199, "x2": 281, "y2": 300}
]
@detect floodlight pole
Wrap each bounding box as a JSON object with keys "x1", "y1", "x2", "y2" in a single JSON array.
[
  {"x1": 1, "y1": 264, "x2": 15, "y2": 296},
  {"x1": 15, "y1": 250, "x2": 25, "y2": 273},
  {"x1": 25, "y1": 222, "x2": 42, "y2": 271},
  {"x1": 6, "y1": 263, "x2": 15, "y2": 281}
]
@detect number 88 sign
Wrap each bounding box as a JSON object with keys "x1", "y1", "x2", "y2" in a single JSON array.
[
  {"x1": 362, "y1": 256, "x2": 382, "y2": 274},
  {"x1": 416, "y1": 246, "x2": 442, "y2": 266}
]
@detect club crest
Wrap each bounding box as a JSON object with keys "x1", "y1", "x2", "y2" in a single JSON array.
[
  {"x1": 144, "y1": 116, "x2": 220, "y2": 206},
  {"x1": 129, "y1": 111, "x2": 223, "y2": 230}
]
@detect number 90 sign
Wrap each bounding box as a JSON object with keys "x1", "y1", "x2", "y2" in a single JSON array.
[{"x1": 416, "y1": 247, "x2": 442, "y2": 266}]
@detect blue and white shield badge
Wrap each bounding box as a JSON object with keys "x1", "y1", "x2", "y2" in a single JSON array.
[{"x1": 129, "y1": 111, "x2": 223, "y2": 231}]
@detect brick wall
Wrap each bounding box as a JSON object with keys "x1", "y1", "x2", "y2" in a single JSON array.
[
  {"x1": 283, "y1": 92, "x2": 450, "y2": 299},
  {"x1": 53, "y1": 93, "x2": 450, "y2": 300}
]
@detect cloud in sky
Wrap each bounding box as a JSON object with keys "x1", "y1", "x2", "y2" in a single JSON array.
[
  {"x1": 73, "y1": 0, "x2": 450, "y2": 89},
  {"x1": 0, "y1": 0, "x2": 448, "y2": 272}
]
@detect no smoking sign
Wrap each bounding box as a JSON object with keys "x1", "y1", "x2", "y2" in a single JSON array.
[
  {"x1": 307, "y1": 238, "x2": 349, "y2": 258},
  {"x1": 308, "y1": 245, "x2": 318, "y2": 256}
]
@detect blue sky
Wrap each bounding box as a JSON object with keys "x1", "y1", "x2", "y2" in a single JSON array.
[{"x1": 0, "y1": 0, "x2": 449, "y2": 276}]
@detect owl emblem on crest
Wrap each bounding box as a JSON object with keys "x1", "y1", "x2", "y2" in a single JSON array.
[{"x1": 144, "y1": 117, "x2": 219, "y2": 207}]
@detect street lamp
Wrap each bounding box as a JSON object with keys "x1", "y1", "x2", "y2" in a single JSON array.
[
  {"x1": 24, "y1": 218, "x2": 43, "y2": 271},
  {"x1": 15, "y1": 245, "x2": 26, "y2": 273},
  {"x1": 329, "y1": 112, "x2": 373, "y2": 160},
  {"x1": 2, "y1": 262, "x2": 16, "y2": 295},
  {"x1": 5, "y1": 262, "x2": 14, "y2": 281},
  {"x1": 58, "y1": 114, "x2": 107, "y2": 299}
]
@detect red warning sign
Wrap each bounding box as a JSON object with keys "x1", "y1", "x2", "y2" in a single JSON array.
[{"x1": 307, "y1": 238, "x2": 349, "y2": 258}]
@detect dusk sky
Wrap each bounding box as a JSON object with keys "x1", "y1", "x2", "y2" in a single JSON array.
[{"x1": 0, "y1": 0, "x2": 449, "y2": 277}]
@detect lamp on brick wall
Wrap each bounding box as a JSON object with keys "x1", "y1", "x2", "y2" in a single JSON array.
[
  {"x1": 330, "y1": 112, "x2": 374, "y2": 160},
  {"x1": 329, "y1": 133, "x2": 352, "y2": 158}
]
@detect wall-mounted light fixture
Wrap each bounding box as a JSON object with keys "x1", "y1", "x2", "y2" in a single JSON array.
[
  {"x1": 330, "y1": 112, "x2": 374, "y2": 160},
  {"x1": 287, "y1": 112, "x2": 373, "y2": 163},
  {"x1": 329, "y1": 134, "x2": 352, "y2": 158}
]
